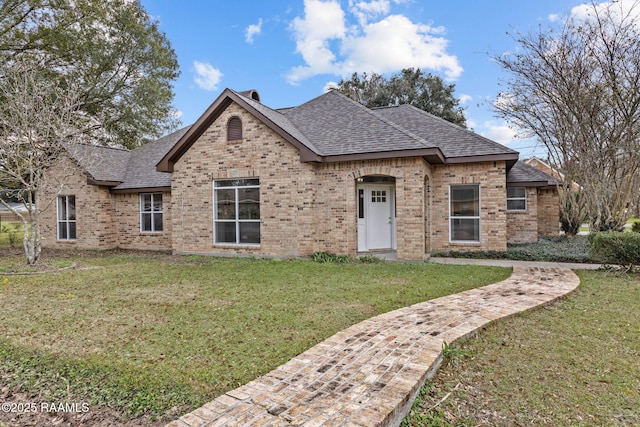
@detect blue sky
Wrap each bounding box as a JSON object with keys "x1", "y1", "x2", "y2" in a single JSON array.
[{"x1": 141, "y1": 0, "x2": 606, "y2": 158}]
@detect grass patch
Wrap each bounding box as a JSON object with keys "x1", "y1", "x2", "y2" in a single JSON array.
[
  {"x1": 0, "y1": 250, "x2": 510, "y2": 421},
  {"x1": 402, "y1": 270, "x2": 640, "y2": 426}
]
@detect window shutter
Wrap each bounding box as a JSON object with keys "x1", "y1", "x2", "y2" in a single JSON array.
[{"x1": 227, "y1": 117, "x2": 242, "y2": 141}]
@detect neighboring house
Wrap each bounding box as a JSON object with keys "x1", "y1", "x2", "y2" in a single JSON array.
[
  {"x1": 0, "y1": 202, "x2": 28, "y2": 225},
  {"x1": 526, "y1": 156, "x2": 581, "y2": 192},
  {"x1": 40, "y1": 88, "x2": 559, "y2": 261}
]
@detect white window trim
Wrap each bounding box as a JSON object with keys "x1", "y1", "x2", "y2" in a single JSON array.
[
  {"x1": 213, "y1": 179, "x2": 260, "y2": 246},
  {"x1": 449, "y1": 184, "x2": 481, "y2": 243},
  {"x1": 57, "y1": 195, "x2": 76, "y2": 241},
  {"x1": 506, "y1": 187, "x2": 528, "y2": 211},
  {"x1": 140, "y1": 193, "x2": 163, "y2": 233}
]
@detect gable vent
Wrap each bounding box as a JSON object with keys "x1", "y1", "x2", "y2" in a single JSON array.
[{"x1": 227, "y1": 116, "x2": 243, "y2": 141}]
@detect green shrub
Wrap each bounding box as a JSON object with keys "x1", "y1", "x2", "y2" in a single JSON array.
[
  {"x1": 432, "y1": 236, "x2": 594, "y2": 263},
  {"x1": 1, "y1": 224, "x2": 19, "y2": 248},
  {"x1": 357, "y1": 254, "x2": 383, "y2": 263},
  {"x1": 311, "y1": 251, "x2": 352, "y2": 263},
  {"x1": 632, "y1": 222, "x2": 640, "y2": 233},
  {"x1": 589, "y1": 232, "x2": 640, "y2": 269}
]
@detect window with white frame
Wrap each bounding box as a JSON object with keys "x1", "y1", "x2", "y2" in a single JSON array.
[
  {"x1": 140, "y1": 193, "x2": 163, "y2": 232},
  {"x1": 507, "y1": 187, "x2": 527, "y2": 211},
  {"x1": 57, "y1": 195, "x2": 76, "y2": 240},
  {"x1": 450, "y1": 185, "x2": 480, "y2": 242},
  {"x1": 214, "y1": 179, "x2": 260, "y2": 244}
]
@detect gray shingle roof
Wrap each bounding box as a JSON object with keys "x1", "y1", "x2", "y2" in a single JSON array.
[
  {"x1": 113, "y1": 126, "x2": 190, "y2": 190},
  {"x1": 232, "y1": 90, "x2": 322, "y2": 154},
  {"x1": 373, "y1": 103, "x2": 518, "y2": 158},
  {"x1": 280, "y1": 91, "x2": 436, "y2": 156},
  {"x1": 65, "y1": 126, "x2": 190, "y2": 190},
  {"x1": 74, "y1": 88, "x2": 541, "y2": 191},
  {"x1": 65, "y1": 144, "x2": 131, "y2": 183},
  {"x1": 507, "y1": 161, "x2": 557, "y2": 186}
]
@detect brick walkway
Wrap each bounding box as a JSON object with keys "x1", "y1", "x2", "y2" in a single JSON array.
[{"x1": 166, "y1": 264, "x2": 582, "y2": 427}]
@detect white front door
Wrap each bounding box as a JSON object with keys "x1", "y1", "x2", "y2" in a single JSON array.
[{"x1": 357, "y1": 184, "x2": 395, "y2": 251}]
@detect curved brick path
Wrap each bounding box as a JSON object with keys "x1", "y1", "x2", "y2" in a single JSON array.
[{"x1": 167, "y1": 263, "x2": 583, "y2": 427}]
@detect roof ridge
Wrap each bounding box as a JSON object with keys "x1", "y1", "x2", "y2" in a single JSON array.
[
  {"x1": 324, "y1": 91, "x2": 436, "y2": 148},
  {"x1": 73, "y1": 142, "x2": 131, "y2": 153},
  {"x1": 233, "y1": 88, "x2": 323, "y2": 155}
]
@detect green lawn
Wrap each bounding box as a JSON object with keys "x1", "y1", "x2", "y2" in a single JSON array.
[
  {"x1": 402, "y1": 269, "x2": 640, "y2": 427},
  {"x1": 0, "y1": 250, "x2": 510, "y2": 421}
]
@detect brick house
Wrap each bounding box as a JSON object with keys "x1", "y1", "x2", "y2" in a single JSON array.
[{"x1": 41, "y1": 88, "x2": 559, "y2": 261}]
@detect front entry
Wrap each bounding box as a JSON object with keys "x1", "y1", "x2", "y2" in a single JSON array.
[{"x1": 357, "y1": 182, "x2": 396, "y2": 252}]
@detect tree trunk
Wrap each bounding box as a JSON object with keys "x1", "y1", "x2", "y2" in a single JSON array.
[{"x1": 22, "y1": 199, "x2": 42, "y2": 265}]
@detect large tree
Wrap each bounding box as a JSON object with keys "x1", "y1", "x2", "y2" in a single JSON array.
[
  {"x1": 494, "y1": 0, "x2": 640, "y2": 232},
  {"x1": 0, "y1": 0, "x2": 179, "y2": 264},
  {"x1": 0, "y1": 61, "x2": 97, "y2": 264},
  {"x1": 0, "y1": 0, "x2": 180, "y2": 149},
  {"x1": 334, "y1": 68, "x2": 467, "y2": 127}
]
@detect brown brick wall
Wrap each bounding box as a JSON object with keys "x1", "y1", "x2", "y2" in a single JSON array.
[
  {"x1": 114, "y1": 192, "x2": 172, "y2": 251},
  {"x1": 506, "y1": 187, "x2": 560, "y2": 243},
  {"x1": 506, "y1": 187, "x2": 539, "y2": 243},
  {"x1": 41, "y1": 156, "x2": 173, "y2": 251},
  {"x1": 40, "y1": 156, "x2": 117, "y2": 250},
  {"x1": 315, "y1": 158, "x2": 430, "y2": 261},
  {"x1": 169, "y1": 101, "x2": 437, "y2": 260},
  {"x1": 170, "y1": 102, "x2": 317, "y2": 257},
  {"x1": 537, "y1": 188, "x2": 560, "y2": 237},
  {"x1": 430, "y1": 161, "x2": 508, "y2": 252},
  {"x1": 40, "y1": 108, "x2": 558, "y2": 260}
]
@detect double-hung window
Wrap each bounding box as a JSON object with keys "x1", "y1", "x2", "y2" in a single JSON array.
[
  {"x1": 507, "y1": 187, "x2": 527, "y2": 211},
  {"x1": 140, "y1": 193, "x2": 163, "y2": 232},
  {"x1": 214, "y1": 179, "x2": 260, "y2": 244},
  {"x1": 57, "y1": 195, "x2": 76, "y2": 240},
  {"x1": 450, "y1": 185, "x2": 480, "y2": 242}
]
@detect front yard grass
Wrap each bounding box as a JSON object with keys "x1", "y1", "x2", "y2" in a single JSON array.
[
  {"x1": 0, "y1": 249, "x2": 510, "y2": 422},
  {"x1": 403, "y1": 269, "x2": 640, "y2": 426}
]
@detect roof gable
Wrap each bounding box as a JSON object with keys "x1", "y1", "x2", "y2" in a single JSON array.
[{"x1": 156, "y1": 89, "x2": 321, "y2": 172}]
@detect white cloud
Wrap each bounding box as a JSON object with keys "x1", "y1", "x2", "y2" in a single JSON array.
[
  {"x1": 570, "y1": 0, "x2": 640, "y2": 22},
  {"x1": 349, "y1": 0, "x2": 391, "y2": 25},
  {"x1": 288, "y1": 0, "x2": 346, "y2": 83},
  {"x1": 548, "y1": 13, "x2": 560, "y2": 22},
  {"x1": 323, "y1": 80, "x2": 339, "y2": 92},
  {"x1": 481, "y1": 121, "x2": 518, "y2": 145},
  {"x1": 193, "y1": 61, "x2": 223, "y2": 91},
  {"x1": 458, "y1": 94, "x2": 472, "y2": 104},
  {"x1": 245, "y1": 19, "x2": 263, "y2": 44},
  {"x1": 287, "y1": 0, "x2": 462, "y2": 84}
]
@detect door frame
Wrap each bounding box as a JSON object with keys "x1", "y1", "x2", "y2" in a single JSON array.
[{"x1": 357, "y1": 183, "x2": 396, "y2": 252}]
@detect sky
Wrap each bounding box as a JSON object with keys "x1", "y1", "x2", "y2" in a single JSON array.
[{"x1": 140, "y1": 0, "x2": 619, "y2": 159}]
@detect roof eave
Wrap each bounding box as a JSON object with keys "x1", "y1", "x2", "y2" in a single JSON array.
[
  {"x1": 87, "y1": 178, "x2": 122, "y2": 187},
  {"x1": 507, "y1": 180, "x2": 554, "y2": 188},
  {"x1": 445, "y1": 153, "x2": 519, "y2": 167},
  {"x1": 110, "y1": 186, "x2": 171, "y2": 194},
  {"x1": 313, "y1": 148, "x2": 445, "y2": 164}
]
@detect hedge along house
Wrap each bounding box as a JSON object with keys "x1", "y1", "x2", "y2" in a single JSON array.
[{"x1": 41, "y1": 88, "x2": 558, "y2": 261}]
